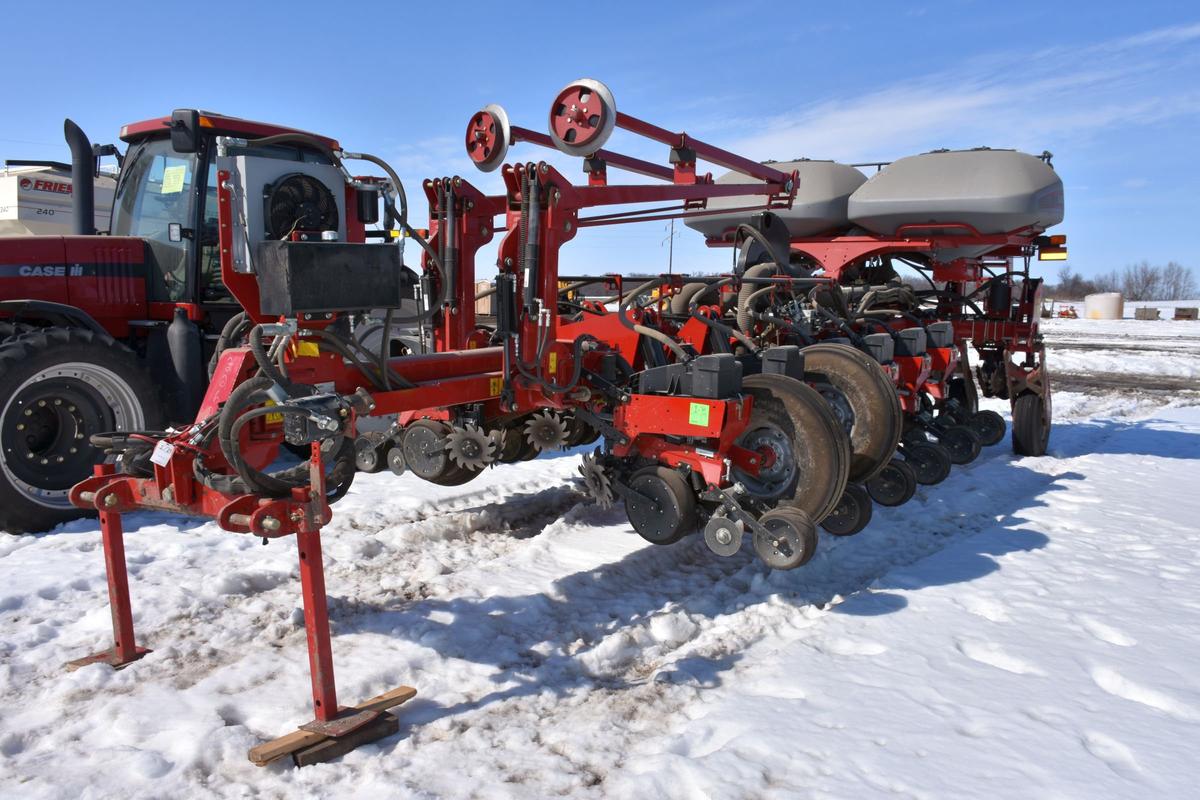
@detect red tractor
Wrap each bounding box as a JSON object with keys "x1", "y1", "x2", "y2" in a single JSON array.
[{"x1": 0, "y1": 111, "x2": 365, "y2": 533}]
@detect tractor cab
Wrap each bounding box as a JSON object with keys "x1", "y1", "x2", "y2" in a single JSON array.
[{"x1": 111, "y1": 110, "x2": 342, "y2": 315}]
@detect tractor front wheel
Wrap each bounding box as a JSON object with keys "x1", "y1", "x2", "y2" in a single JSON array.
[{"x1": 0, "y1": 328, "x2": 161, "y2": 534}]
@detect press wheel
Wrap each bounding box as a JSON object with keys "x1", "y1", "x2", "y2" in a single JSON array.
[
  {"x1": 820, "y1": 483, "x2": 873, "y2": 537},
  {"x1": 902, "y1": 440, "x2": 952, "y2": 486},
  {"x1": 753, "y1": 507, "x2": 818, "y2": 570},
  {"x1": 937, "y1": 425, "x2": 982, "y2": 465},
  {"x1": 866, "y1": 459, "x2": 917, "y2": 507},
  {"x1": 968, "y1": 410, "x2": 1006, "y2": 447}
]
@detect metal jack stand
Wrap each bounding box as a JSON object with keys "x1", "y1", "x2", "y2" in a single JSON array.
[
  {"x1": 248, "y1": 521, "x2": 416, "y2": 767},
  {"x1": 65, "y1": 463, "x2": 151, "y2": 671}
]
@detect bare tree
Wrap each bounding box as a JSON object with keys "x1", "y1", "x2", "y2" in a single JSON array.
[
  {"x1": 1092, "y1": 269, "x2": 1121, "y2": 293},
  {"x1": 1161, "y1": 261, "x2": 1197, "y2": 300},
  {"x1": 1122, "y1": 261, "x2": 1162, "y2": 301}
]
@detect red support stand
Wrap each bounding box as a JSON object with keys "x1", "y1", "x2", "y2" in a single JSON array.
[
  {"x1": 296, "y1": 528, "x2": 339, "y2": 723},
  {"x1": 65, "y1": 464, "x2": 151, "y2": 671},
  {"x1": 247, "y1": 523, "x2": 417, "y2": 767}
]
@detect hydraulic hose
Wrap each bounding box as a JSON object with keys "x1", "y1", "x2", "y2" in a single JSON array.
[
  {"x1": 736, "y1": 223, "x2": 792, "y2": 273},
  {"x1": 685, "y1": 277, "x2": 759, "y2": 353},
  {"x1": 249, "y1": 324, "x2": 298, "y2": 395},
  {"x1": 618, "y1": 278, "x2": 691, "y2": 362},
  {"x1": 736, "y1": 263, "x2": 778, "y2": 333},
  {"x1": 208, "y1": 311, "x2": 250, "y2": 378}
]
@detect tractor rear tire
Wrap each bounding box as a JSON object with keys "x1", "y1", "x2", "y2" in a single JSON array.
[
  {"x1": 802, "y1": 342, "x2": 903, "y2": 484},
  {"x1": 1012, "y1": 393, "x2": 1051, "y2": 456},
  {"x1": 738, "y1": 373, "x2": 850, "y2": 524},
  {"x1": 0, "y1": 327, "x2": 162, "y2": 534}
]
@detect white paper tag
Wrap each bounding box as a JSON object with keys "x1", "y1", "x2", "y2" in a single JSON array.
[{"x1": 150, "y1": 440, "x2": 175, "y2": 467}]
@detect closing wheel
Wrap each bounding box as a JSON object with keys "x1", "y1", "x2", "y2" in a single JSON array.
[
  {"x1": 465, "y1": 103, "x2": 511, "y2": 172},
  {"x1": 820, "y1": 483, "x2": 873, "y2": 537},
  {"x1": 738, "y1": 373, "x2": 850, "y2": 524},
  {"x1": 402, "y1": 420, "x2": 479, "y2": 485},
  {"x1": 625, "y1": 465, "x2": 697, "y2": 545},
  {"x1": 548, "y1": 78, "x2": 617, "y2": 157},
  {"x1": 1012, "y1": 392, "x2": 1051, "y2": 456},
  {"x1": 866, "y1": 459, "x2": 917, "y2": 507},
  {"x1": 802, "y1": 343, "x2": 903, "y2": 484},
  {"x1": 753, "y1": 507, "x2": 818, "y2": 570},
  {"x1": 902, "y1": 440, "x2": 952, "y2": 486},
  {"x1": 703, "y1": 516, "x2": 743, "y2": 557},
  {"x1": 0, "y1": 328, "x2": 161, "y2": 534},
  {"x1": 936, "y1": 425, "x2": 982, "y2": 465},
  {"x1": 968, "y1": 410, "x2": 1006, "y2": 447}
]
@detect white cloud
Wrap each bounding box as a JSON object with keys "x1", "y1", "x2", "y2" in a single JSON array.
[{"x1": 725, "y1": 22, "x2": 1200, "y2": 163}]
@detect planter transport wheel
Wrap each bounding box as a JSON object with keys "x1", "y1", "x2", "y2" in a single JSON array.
[{"x1": 1012, "y1": 392, "x2": 1051, "y2": 456}]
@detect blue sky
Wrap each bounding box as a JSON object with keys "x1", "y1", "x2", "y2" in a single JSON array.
[{"x1": 2, "y1": 1, "x2": 1196, "y2": 280}]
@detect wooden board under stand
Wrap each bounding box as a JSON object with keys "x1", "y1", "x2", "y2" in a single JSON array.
[{"x1": 248, "y1": 686, "x2": 417, "y2": 767}]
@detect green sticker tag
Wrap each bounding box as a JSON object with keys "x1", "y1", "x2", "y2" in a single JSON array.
[{"x1": 689, "y1": 402, "x2": 710, "y2": 427}]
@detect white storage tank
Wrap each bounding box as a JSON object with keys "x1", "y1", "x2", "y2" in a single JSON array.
[
  {"x1": 1084, "y1": 292, "x2": 1124, "y2": 320},
  {"x1": 846, "y1": 148, "x2": 1063, "y2": 260},
  {"x1": 684, "y1": 159, "x2": 866, "y2": 240}
]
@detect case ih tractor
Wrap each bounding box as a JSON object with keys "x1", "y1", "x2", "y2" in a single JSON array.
[{"x1": 0, "y1": 112, "x2": 384, "y2": 533}]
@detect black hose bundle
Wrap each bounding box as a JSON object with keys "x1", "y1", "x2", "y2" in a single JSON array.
[{"x1": 210, "y1": 376, "x2": 355, "y2": 499}]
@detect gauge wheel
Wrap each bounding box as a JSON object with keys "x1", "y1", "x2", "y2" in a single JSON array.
[
  {"x1": 737, "y1": 373, "x2": 850, "y2": 524},
  {"x1": 802, "y1": 342, "x2": 903, "y2": 484},
  {"x1": 625, "y1": 465, "x2": 697, "y2": 545}
]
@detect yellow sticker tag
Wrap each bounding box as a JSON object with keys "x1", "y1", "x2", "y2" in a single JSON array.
[
  {"x1": 161, "y1": 165, "x2": 186, "y2": 194},
  {"x1": 264, "y1": 399, "x2": 283, "y2": 424},
  {"x1": 489, "y1": 377, "x2": 502, "y2": 396},
  {"x1": 689, "y1": 402, "x2": 710, "y2": 427},
  {"x1": 548, "y1": 352, "x2": 558, "y2": 375},
  {"x1": 295, "y1": 341, "x2": 320, "y2": 358}
]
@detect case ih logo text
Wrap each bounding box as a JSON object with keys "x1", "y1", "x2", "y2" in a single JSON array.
[
  {"x1": 20, "y1": 179, "x2": 72, "y2": 194},
  {"x1": 16, "y1": 265, "x2": 84, "y2": 277}
]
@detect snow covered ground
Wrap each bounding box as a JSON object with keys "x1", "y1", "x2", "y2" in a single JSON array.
[{"x1": 1, "y1": 323, "x2": 1199, "y2": 799}]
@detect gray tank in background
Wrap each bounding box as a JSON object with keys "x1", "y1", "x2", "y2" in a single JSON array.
[
  {"x1": 684, "y1": 159, "x2": 867, "y2": 240},
  {"x1": 847, "y1": 148, "x2": 1064, "y2": 237}
]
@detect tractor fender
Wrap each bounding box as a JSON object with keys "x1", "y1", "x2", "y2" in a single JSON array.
[{"x1": 0, "y1": 299, "x2": 109, "y2": 338}]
